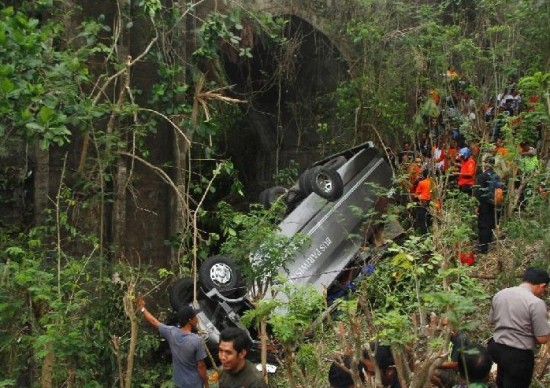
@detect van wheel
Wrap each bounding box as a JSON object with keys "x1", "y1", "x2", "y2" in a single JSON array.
[
  {"x1": 298, "y1": 166, "x2": 321, "y2": 195},
  {"x1": 169, "y1": 277, "x2": 194, "y2": 310},
  {"x1": 310, "y1": 167, "x2": 344, "y2": 201},
  {"x1": 285, "y1": 188, "x2": 304, "y2": 206},
  {"x1": 259, "y1": 186, "x2": 287, "y2": 209},
  {"x1": 200, "y1": 255, "x2": 240, "y2": 296}
]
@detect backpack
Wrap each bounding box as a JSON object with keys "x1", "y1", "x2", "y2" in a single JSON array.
[{"x1": 486, "y1": 171, "x2": 504, "y2": 206}]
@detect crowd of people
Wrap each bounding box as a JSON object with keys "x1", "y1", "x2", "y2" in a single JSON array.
[
  {"x1": 324, "y1": 72, "x2": 550, "y2": 387},
  {"x1": 385, "y1": 72, "x2": 547, "y2": 256}
]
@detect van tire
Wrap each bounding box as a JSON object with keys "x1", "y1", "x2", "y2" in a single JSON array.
[
  {"x1": 199, "y1": 255, "x2": 241, "y2": 296},
  {"x1": 299, "y1": 166, "x2": 321, "y2": 195},
  {"x1": 259, "y1": 186, "x2": 287, "y2": 209},
  {"x1": 310, "y1": 167, "x2": 344, "y2": 201},
  {"x1": 285, "y1": 188, "x2": 304, "y2": 206},
  {"x1": 169, "y1": 277, "x2": 195, "y2": 310}
]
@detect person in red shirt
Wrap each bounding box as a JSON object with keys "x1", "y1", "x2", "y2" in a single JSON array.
[
  {"x1": 495, "y1": 137, "x2": 508, "y2": 157},
  {"x1": 454, "y1": 147, "x2": 476, "y2": 194},
  {"x1": 415, "y1": 170, "x2": 432, "y2": 202},
  {"x1": 414, "y1": 169, "x2": 432, "y2": 234}
]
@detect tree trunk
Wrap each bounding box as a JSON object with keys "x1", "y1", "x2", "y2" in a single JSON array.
[
  {"x1": 123, "y1": 284, "x2": 139, "y2": 388},
  {"x1": 170, "y1": 0, "x2": 193, "y2": 266},
  {"x1": 113, "y1": 162, "x2": 128, "y2": 258},
  {"x1": 111, "y1": 0, "x2": 132, "y2": 259},
  {"x1": 32, "y1": 143, "x2": 49, "y2": 226},
  {"x1": 260, "y1": 318, "x2": 268, "y2": 383},
  {"x1": 40, "y1": 343, "x2": 55, "y2": 388}
]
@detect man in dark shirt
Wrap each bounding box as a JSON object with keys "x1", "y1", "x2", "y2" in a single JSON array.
[
  {"x1": 218, "y1": 327, "x2": 267, "y2": 388},
  {"x1": 397, "y1": 141, "x2": 415, "y2": 165},
  {"x1": 475, "y1": 157, "x2": 499, "y2": 253}
]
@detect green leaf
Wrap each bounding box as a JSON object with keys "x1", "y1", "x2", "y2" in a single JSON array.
[
  {"x1": 0, "y1": 78, "x2": 15, "y2": 93},
  {"x1": 25, "y1": 121, "x2": 45, "y2": 133},
  {"x1": 5, "y1": 246, "x2": 25, "y2": 257},
  {"x1": 20, "y1": 107, "x2": 32, "y2": 120},
  {"x1": 37, "y1": 105, "x2": 56, "y2": 125}
]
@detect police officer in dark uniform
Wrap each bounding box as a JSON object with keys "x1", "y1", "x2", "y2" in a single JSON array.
[{"x1": 475, "y1": 156, "x2": 499, "y2": 253}]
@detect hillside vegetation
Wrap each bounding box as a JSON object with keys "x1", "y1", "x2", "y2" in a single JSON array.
[{"x1": 0, "y1": 0, "x2": 549, "y2": 386}]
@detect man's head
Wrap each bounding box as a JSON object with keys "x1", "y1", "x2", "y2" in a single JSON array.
[
  {"x1": 177, "y1": 306, "x2": 198, "y2": 328},
  {"x1": 440, "y1": 316, "x2": 458, "y2": 336},
  {"x1": 457, "y1": 345, "x2": 492, "y2": 383},
  {"x1": 421, "y1": 168, "x2": 430, "y2": 179},
  {"x1": 458, "y1": 147, "x2": 471, "y2": 160},
  {"x1": 483, "y1": 156, "x2": 495, "y2": 170},
  {"x1": 375, "y1": 346, "x2": 397, "y2": 385},
  {"x1": 522, "y1": 267, "x2": 550, "y2": 297},
  {"x1": 218, "y1": 328, "x2": 252, "y2": 373}
]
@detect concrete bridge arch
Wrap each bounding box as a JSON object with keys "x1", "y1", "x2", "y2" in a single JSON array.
[
  {"x1": 229, "y1": 0, "x2": 361, "y2": 71},
  {"x1": 196, "y1": 0, "x2": 362, "y2": 189}
]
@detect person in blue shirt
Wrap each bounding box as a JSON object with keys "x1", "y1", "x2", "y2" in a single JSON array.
[{"x1": 137, "y1": 298, "x2": 209, "y2": 388}]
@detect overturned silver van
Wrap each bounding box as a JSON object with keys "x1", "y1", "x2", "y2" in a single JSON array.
[{"x1": 168, "y1": 142, "x2": 395, "y2": 359}]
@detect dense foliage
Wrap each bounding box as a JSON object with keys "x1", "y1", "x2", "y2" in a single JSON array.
[{"x1": 0, "y1": 0, "x2": 549, "y2": 386}]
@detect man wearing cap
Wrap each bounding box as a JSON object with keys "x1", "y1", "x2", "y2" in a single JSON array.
[
  {"x1": 488, "y1": 267, "x2": 550, "y2": 388},
  {"x1": 137, "y1": 298, "x2": 209, "y2": 388},
  {"x1": 454, "y1": 147, "x2": 476, "y2": 194}
]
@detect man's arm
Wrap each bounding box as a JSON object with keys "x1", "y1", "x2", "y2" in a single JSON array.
[
  {"x1": 136, "y1": 297, "x2": 161, "y2": 329},
  {"x1": 536, "y1": 335, "x2": 549, "y2": 344},
  {"x1": 439, "y1": 360, "x2": 458, "y2": 369},
  {"x1": 197, "y1": 359, "x2": 209, "y2": 388},
  {"x1": 488, "y1": 300, "x2": 495, "y2": 323},
  {"x1": 531, "y1": 301, "x2": 550, "y2": 345}
]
